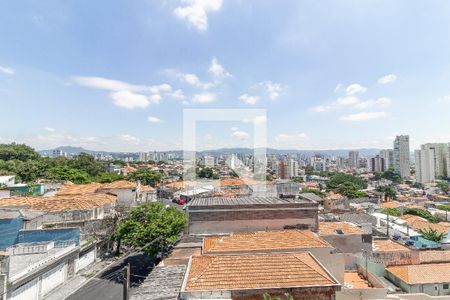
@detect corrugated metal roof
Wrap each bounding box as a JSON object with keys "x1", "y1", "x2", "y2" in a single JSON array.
[
  {"x1": 130, "y1": 265, "x2": 186, "y2": 300},
  {"x1": 188, "y1": 196, "x2": 308, "y2": 206}
]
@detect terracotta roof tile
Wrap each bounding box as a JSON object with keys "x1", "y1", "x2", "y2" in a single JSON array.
[
  {"x1": 203, "y1": 230, "x2": 331, "y2": 254},
  {"x1": 0, "y1": 194, "x2": 117, "y2": 212},
  {"x1": 344, "y1": 272, "x2": 372, "y2": 289},
  {"x1": 373, "y1": 239, "x2": 410, "y2": 253},
  {"x1": 420, "y1": 251, "x2": 450, "y2": 264},
  {"x1": 319, "y1": 222, "x2": 367, "y2": 235},
  {"x1": 387, "y1": 263, "x2": 450, "y2": 284},
  {"x1": 58, "y1": 181, "x2": 139, "y2": 195},
  {"x1": 185, "y1": 252, "x2": 339, "y2": 291},
  {"x1": 379, "y1": 202, "x2": 401, "y2": 209}
]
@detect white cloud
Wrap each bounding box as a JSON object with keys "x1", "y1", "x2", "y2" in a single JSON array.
[
  {"x1": 260, "y1": 81, "x2": 284, "y2": 100},
  {"x1": 239, "y1": 93, "x2": 259, "y2": 105},
  {"x1": 147, "y1": 116, "x2": 162, "y2": 123},
  {"x1": 378, "y1": 74, "x2": 397, "y2": 85},
  {"x1": 231, "y1": 129, "x2": 249, "y2": 140},
  {"x1": 339, "y1": 111, "x2": 388, "y2": 122},
  {"x1": 174, "y1": 72, "x2": 212, "y2": 89},
  {"x1": 149, "y1": 94, "x2": 162, "y2": 104},
  {"x1": 231, "y1": 127, "x2": 238, "y2": 131},
  {"x1": 44, "y1": 127, "x2": 55, "y2": 133},
  {"x1": 345, "y1": 83, "x2": 367, "y2": 96},
  {"x1": 438, "y1": 95, "x2": 450, "y2": 103},
  {"x1": 353, "y1": 97, "x2": 392, "y2": 109},
  {"x1": 118, "y1": 134, "x2": 140, "y2": 143},
  {"x1": 174, "y1": 0, "x2": 223, "y2": 32},
  {"x1": 110, "y1": 91, "x2": 150, "y2": 109},
  {"x1": 169, "y1": 89, "x2": 186, "y2": 100},
  {"x1": 0, "y1": 66, "x2": 15, "y2": 75},
  {"x1": 72, "y1": 76, "x2": 171, "y2": 94},
  {"x1": 308, "y1": 105, "x2": 332, "y2": 113},
  {"x1": 334, "y1": 83, "x2": 343, "y2": 93},
  {"x1": 209, "y1": 57, "x2": 231, "y2": 78},
  {"x1": 336, "y1": 96, "x2": 359, "y2": 105},
  {"x1": 192, "y1": 92, "x2": 216, "y2": 103}
]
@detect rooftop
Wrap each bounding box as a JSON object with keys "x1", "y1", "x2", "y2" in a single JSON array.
[
  {"x1": 387, "y1": 263, "x2": 450, "y2": 284},
  {"x1": 188, "y1": 196, "x2": 310, "y2": 207},
  {"x1": 344, "y1": 272, "x2": 372, "y2": 289},
  {"x1": 373, "y1": 239, "x2": 410, "y2": 253},
  {"x1": 379, "y1": 202, "x2": 402, "y2": 209},
  {"x1": 0, "y1": 193, "x2": 117, "y2": 211},
  {"x1": 420, "y1": 250, "x2": 450, "y2": 264},
  {"x1": 130, "y1": 265, "x2": 186, "y2": 300},
  {"x1": 184, "y1": 252, "x2": 339, "y2": 292},
  {"x1": 57, "y1": 180, "x2": 139, "y2": 195},
  {"x1": 319, "y1": 222, "x2": 367, "y2": 236},
  {"x1": 202, "y1": 230, "x2": 331, "y2": 254}
]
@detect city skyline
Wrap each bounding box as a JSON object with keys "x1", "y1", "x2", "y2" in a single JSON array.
[{"x1": 1, "y1": 1, "x2": 450, "y2": 151}]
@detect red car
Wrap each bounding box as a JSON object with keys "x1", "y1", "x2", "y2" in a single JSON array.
[{"x1": 175, "y1": 199, "x2": 185, "y2": 205}]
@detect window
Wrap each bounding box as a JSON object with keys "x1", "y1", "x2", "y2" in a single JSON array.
[{"x1": 444, "y1": 284, "x2": 449, "y2": 289}]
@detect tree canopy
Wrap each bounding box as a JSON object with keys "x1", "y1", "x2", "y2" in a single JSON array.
[
  {"x1": 115, "y1": 202, "x2": 186, "y2": 255},
  {"x1": 326, "y1": 173, "x2": 368, "y2": 199},
  {"x1": 127, "y1": 168, "x2": 163, "y2": 186}
]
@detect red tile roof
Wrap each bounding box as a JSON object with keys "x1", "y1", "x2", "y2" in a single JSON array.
[{"x1": 185, "y1": 252, "x2": 339, "y2": 291}]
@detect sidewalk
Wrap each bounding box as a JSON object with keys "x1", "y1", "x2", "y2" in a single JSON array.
[{"x1": 43, "y1": 258, "x2": 118, "y2": 300}]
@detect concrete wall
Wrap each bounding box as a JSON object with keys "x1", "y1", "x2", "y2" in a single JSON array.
[
  {"x1": 373, "y1": 249, "x2": 420, "y2": 267},
  {"x1": 188, "y1": 203, "x2": 318, "y2": 235},
  {"x1": 321, "y1": 234, "x2": 372, "y2": 254}
]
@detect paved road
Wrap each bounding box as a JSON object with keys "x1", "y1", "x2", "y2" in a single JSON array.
[{"x1": 67, "y1": 253, "x2": 155, "y2": 300}]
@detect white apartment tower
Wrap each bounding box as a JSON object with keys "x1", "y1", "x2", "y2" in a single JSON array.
[
  {"x1": 415, "y1": 148, "x2": 436, "y2": 183},
  {"x1": 420, "y1": 143, "x2": 449, "y2": 178},
  {"x1": 394, "y1": 135, "x2": 411, "y2": 178}
]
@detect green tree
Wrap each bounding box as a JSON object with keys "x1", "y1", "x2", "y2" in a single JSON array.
[
  {"x1": 419, "y1": 228, "x2": 444, "y2": 242},
  {"x1": 69, "y1": 153, "x2": 105, "y2": 177},
  {"x1": 127, "y1": 168, "x2": 162, "y2": 186},
  {"x1": 382, "y1": 208, "x2": 402, "y2": 217},
  {"x1": 437, "y1": 181, "x2": 449, "y2": 193},
  {"x1": 326, "y1": 173, "x2": 368, "y2": 190},
  {"x1": 45, "y1": 165, "x2": 91, "y2": 184},
  {"x1": 115, "y1": 203, "x2": 187, "y2": 255},
  {"x1": 0, "y1": 143, "x2": 40, "y2": 161},
  {"x1": 380, "y1": 169, "x2": 402, "y2": 184},
  {"x1": 376, "y1": 185, "x2": 397, "y2": 201},
  {"x1": 95, "y1": 172, "x2": 125, "y2": 183},
  {"x1": 404, "y1": 208, "x2": 441, "y2": 223}
]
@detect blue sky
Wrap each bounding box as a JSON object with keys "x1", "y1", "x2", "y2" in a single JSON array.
[{"x1": 1, "y1": 0, "x2": 450, "y2": 152}]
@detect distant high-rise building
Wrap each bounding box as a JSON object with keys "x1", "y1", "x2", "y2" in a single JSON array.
[
  {"x1": 204, "y1": 155, "x2": 215, "y2": 168},
  {"x1": 394, "y1": 135, "x2": 411, "y2": 178},
  {"x1": 337, "y1": 156, "x2": 346, "y2": 170},
  {"x1": 380, "y1": 149, "x2": 394, "y2": 170},
  {"x1": 420, "y1": 143, "x2": 450, "y2": 179},
  {"x1": 415, "y1": 148, "x2": 435, "y2": 183},
  {"x1": 348, "y1": 151, "x2": 359, "y2": 170},
  {"x1": 52, "y1": 149, "x2": 66, "y2": 157},
  {"x1": 370, "y1": 155, "x2": 385, "y2": 173}
]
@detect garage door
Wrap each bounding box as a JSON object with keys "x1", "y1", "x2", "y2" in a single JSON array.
[
  {"x1": 41, "y1": 263, "x2": 67, "y2": 296},
  {"x1": 76, "y1": 249, "x2": 95, "y2": 272},
  {"x1": 10, "y1": 278, "x2": 39, "y2": 300}
]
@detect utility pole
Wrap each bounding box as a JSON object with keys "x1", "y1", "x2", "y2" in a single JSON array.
[
  {"x1": 386, "y1": 214, "x2": 390, "y2": 237},
  {"x1": 123, "y1": 263, "x2": 130, "y2": 300}
]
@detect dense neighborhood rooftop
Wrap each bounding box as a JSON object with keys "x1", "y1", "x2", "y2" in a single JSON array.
[
  {"x1": 0, "y1": 193, "x2": 117, "y2": 211},
  {"x1": 184, "y1": 252, "x2": 339, "y2": 292},
  {"x1": 373, "y1": 239, "x2": 410, "y2": 252},
  {"x1": 387, "y1": 263, "x2": 450, "y2": 285},
  {"x1": 319, "y1": 221, "x2": 367, "y2": 235},
  {"x1": 203, "y1": 230, "x2": 331, "y2": 254}
]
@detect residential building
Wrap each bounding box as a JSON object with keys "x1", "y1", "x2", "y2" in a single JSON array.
[
  {"x1": 186, "y1": 196, "x2": 319, "y2": 234},
  {"x1": 386, "y1": 263, "x2": 450, "y2": 296},
  {"x1": 415, "y1": 148, "x2": 436, "y2": 183},
  {"x1": 180, "y1": 252, "x2": 341, "y2": 299},
  {"x1": 319, "y1": 222, "x2": 372, "y2": 253},
  {"x1": 380, "y1": 149, "x2": 394, "y2": 170},
  {"x1": 203, "y1": 155, "x2": 215, "y2": 168},
  {"x1": 394, "y1": 135, "x2": 411, "y2": 178},
  {"x1": 348, "y1": 151, "x2": 359, "y2": 170},
  {"x1": 0, "y1": 175, "x2": 15, "y2": 187},
  {"x1": 370, "y1": 155, "x2": 385, "y2": 173}
]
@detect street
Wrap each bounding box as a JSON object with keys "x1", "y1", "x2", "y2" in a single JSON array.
[{"x1": 67, "y1": 253, "x2": 155, "y2": 300}]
